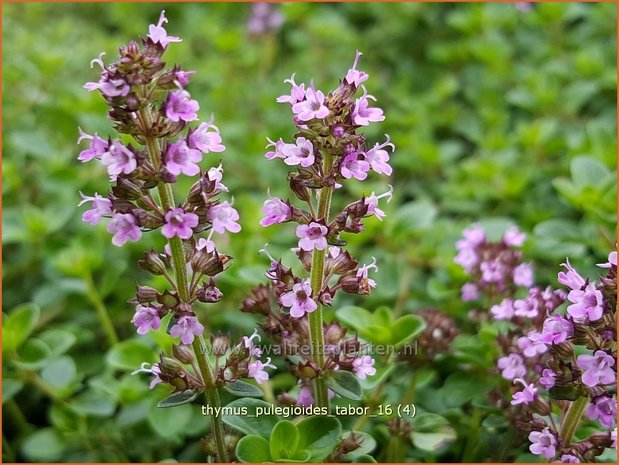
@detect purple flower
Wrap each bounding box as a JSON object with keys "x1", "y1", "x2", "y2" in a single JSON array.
[
  {"x1": 296, "y1": 386, "x2": 336, "y2": 406},
  {"x1": 461, "y1": 225, "x2": 486, "y2": 247},
  {"x1": 611, "y1": 428, "x2": 617, "y2": 448},
  {"x1": 188, "y1": 121, "x2": 225, "y2": 153},
  {"x1": 296, "y1": 222, "x2": 328, "y2": 251},
  {"x1": 341, "y1": 153, "x2": 370, "y2": 180},
  {"x1": 242, "y1": 329, "x2": 263, "y2": 357},
  {"x1": 164, "y1": 140, "x2": 202, "y2": 177},
  {"x1": 511, "y1": 378, "x2": 537, "y2": 405},
  {"x1": 77, "y1": 127, "x2": 109, "y2": 162},
  {"x1": 280, "y1": 279, "x2": 317, "y2": 318},
  {"x1": 352, "y1": 89, "x2": 384, "y2": 126},
  {"x1": 174, "y1": 69, "x2": 195, "y2": 87},
  {"x1": 170, "y1": 315, "x2": 204, "y2": 345},
  {"x1": 162, "y1": 207, "x2": 199, "y2": 240},
  {"x1": 364, "y1": 137, "x2": 394, "y2": 176},
  {"x1": 132, "y1": 362, "x2": 163, "y2": 390},
  {"x1": 78, "y1": 192, "x2": 112, "y2": 225},
  {"x1": 513, "y1": 263, "x2": 534, "y2": 287},
  {"x1": 365, "y1": 185, "x2": 393, "y2": 221},
  {"x1": 100, "y1": 141, "x2": 137, "y2": 180},
  {"x1": 276, "y1": 74, "x2": 306, "y2": 105},
  {"x1": 292, "y1": 85, "x2": 329, "y2": 121},
  {"x1": 148, "y1": 10, "x2": 182, "y2": 48},
  {"x1": 587, "y1": 395, "x2": 617, "y2": 428},
  {"x1": 497, "y1": 353, "x2": 526, "y2": 380},
  {"x1": 517, "y1": 332, "x2": 547, "y2": 358},
  {"x1": 480, "y1": 259, "x2": 505, "y2": 284},
  {"x1": 196, "y1": 237, "x2": 216, "y2": 253},
  {"x1": 514, "y1": 295, "x2": 540, "y2": 319},
  {"x1": 207, "y1": 164, "x2": 228, "y2": 192},
  {"x1": 297, "y1": 386, "x2": 315, "y2": 406},
  {"x1": 208, "y1": 201, "x2": 241, "y2": 234},
  {"x1": 558, "y1": 455, "x2": 580, "y2": 463},
  {"x1": 353, "y1": 355, "x2": 376, "y2": 380},
  {"x1": 357, "y1": 257, "x2": 378, "y2": 289},
  {"x1": 558, "y1": 259, "x2": 586, "y2": 290},
  {"x1": 281, "y1": 137, "x2": 314, "y2": 167},
  {"x1": 491, "y1": 299, "x2": 515, "y2": 320},
  {"x1": 529, "y1": 428, "x2": 556, "y2": 459},
  {"x1": 132, "y1": 305, "x2": 162, "y2": 335},
  {"x1": 539, "y1": 315, "x2": 573, "y2": 345},
  {"x1": 265, "y1": 137, "x2": 285, "y2": 160},
  {"x1": 260, "y1": 196, "x2": 291, "y2": 227},
  {"x1": 107, "y1": 213, "x2": 142, "y2": 247},
  {"x1": 597, "y1": 251, "x2": 617, "y2": 269},
  {"x1": 576, "y1": 350, "x2": 616, "y2": 387},
  {"x1": 567, "y1": 283, "x2": 604, "y2": 322},
  {"x1": 165, "y1": 90, "x2": 199, "y2": 122},
  {"x1": 503, "y1": 226, "x2": 526, "y2": 247},
  {"x1": 84, "y1": 77, "x2": 131, "y2": 98},
  {"x1": 248, "y1": 357, "x2": 276, "y2": 384},
  {"x1": 345, "y1": 51, "x2": 369, "y2": 88},
  {"x1": 461, "y1": 283, "x2": 479, "y2": 301},
  {"x1": 539, "y1": 369, "x2": 556, "y2": 388},
  {"x1": 454, "y1": 246, "x2": 478, "y2": 272}
]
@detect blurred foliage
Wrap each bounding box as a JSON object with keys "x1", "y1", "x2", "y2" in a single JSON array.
[{"x1": 2, "y1": 2, "x2": 616, "y2": 463}]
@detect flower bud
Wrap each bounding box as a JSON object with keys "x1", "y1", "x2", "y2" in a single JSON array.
[
  {"x1": 136, "y1": 285, "x2": 160, "y2": 303},
  {"x1": 197, "y1": 280, "x2": 223, "y2": 303},
  {"x1": 288, "y1": 175, "x2": 310, "y2": 202},
  {"x1": 138, "y1": 249, "x2": 167, "y2": 275},
  {"x1": 211, "y1": 333, "x2": 230, "y2": 357},
  {"x1": 112, "y1": 177, "x2": 143, "y2": 200},
  {"x1": 172, "y1": 344, "x2": 195, "y2": 364},
  {"x1": 293, "y1": 360, "x2": 320, "y2": 379},
  {"x1": 324, "y1": 322, "x2": 347, "y2": 345}
]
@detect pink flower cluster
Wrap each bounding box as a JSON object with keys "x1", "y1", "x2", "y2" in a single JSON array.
[{"x1": 455, "y1": 225, "x2": 533, "y2": 300}]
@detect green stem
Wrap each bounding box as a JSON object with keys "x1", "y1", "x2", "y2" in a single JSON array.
[
  {"x1": 5, "y1": 400, "x2": 31, "y2": 436},
  {"x1": 141, "y1": 109, "x2": 229, "y2": 463},
  {"x1": 560, "y1": 396, "x2": 588, "y2": 445},
  {"x1": 308, "y1": 152, "x2": 335, "y2": 410},
  {"x1": 84, "y1": 271, "x2": 119, "y2": 346}
]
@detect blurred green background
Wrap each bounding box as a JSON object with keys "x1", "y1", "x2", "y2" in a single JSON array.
[{"x1": 2, "y1": 2, "x2": 616, "y2": 462}]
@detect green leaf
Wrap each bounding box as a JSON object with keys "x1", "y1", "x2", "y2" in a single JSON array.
[
  {"x1": 296, "y1": 415, "x2": 342, "y2": 462},
  {"x1": 336, "y1": 306, "x2": 373, "y2": 329},
  {"x1": 570, "y1": 155, "x2": 611, "y2": 189},
  {"x1": 339, "y1": 431, "x2": 377, "y2": 461},
  {"x1": 15, "y1": 338, "x2": 52, "y2": 369},
  {"x1": 2, "y1": 378, "x2": 24, "y2": 404},
  {"x1": 355, "y1": 454, "x2": 378, "y2": 462},
  {"x1": 236, "y1": 435, "x2": 272, "y2": 463},
  {"x1": 41, "y1": 356, "x2": 77, "y2": 389},
  {"x1": 360, "y1": 364, "x2": 396, "y2": 391},
  {"x1": 224, "y1": 380, "x2": 264, "y2": 398},
  {"x1": 158, "y1": 389, "x2": 198, "y2": 408},
  {"x1": 326, "y1": 370, "x2": 362, "y2": 401},
  {"x1": 38, "y1": 328, "x2": 77, "y2": 357},
  {"x1": 222, "y1": 398, "x2": 281, "y2": 439},
  {"x1": 70, "y1": 389, "x2": 116, "y2": 417},
  {"x1": 411, "y1": 413, "x2": 456, "y2": 452},
  {"x1": 21, "y1": 428, "x2": 66, "y2": 462},
  {"x1": 106, "y1": 339, "x2": 155, "y2": 371},
  {"x1": 390, "y1": 314, "x2": 426, "y2": 347},
  {"x1": 270, "y1": 420, "x2": 300, "y2": 460},
  {"x1": 2, "y1": 302, "x2": 40, "y2": 351},
  {"x1": 148, "y1": 401, "x2": 193, "y2": 437}
]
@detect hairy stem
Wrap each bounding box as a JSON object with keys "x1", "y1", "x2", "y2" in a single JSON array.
[
  {"x1": 141, "y1": 109, "x2": 229, "y2": 462},
  {"x1": 84, "y1": 271, "x2": 119, "y2": 346},
  {"x1": 560, "y1": 396, "x2": 589, "y2": 445},
  {"x1": 308, "y1": 152, "x2": 335, "y2": 410}
]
